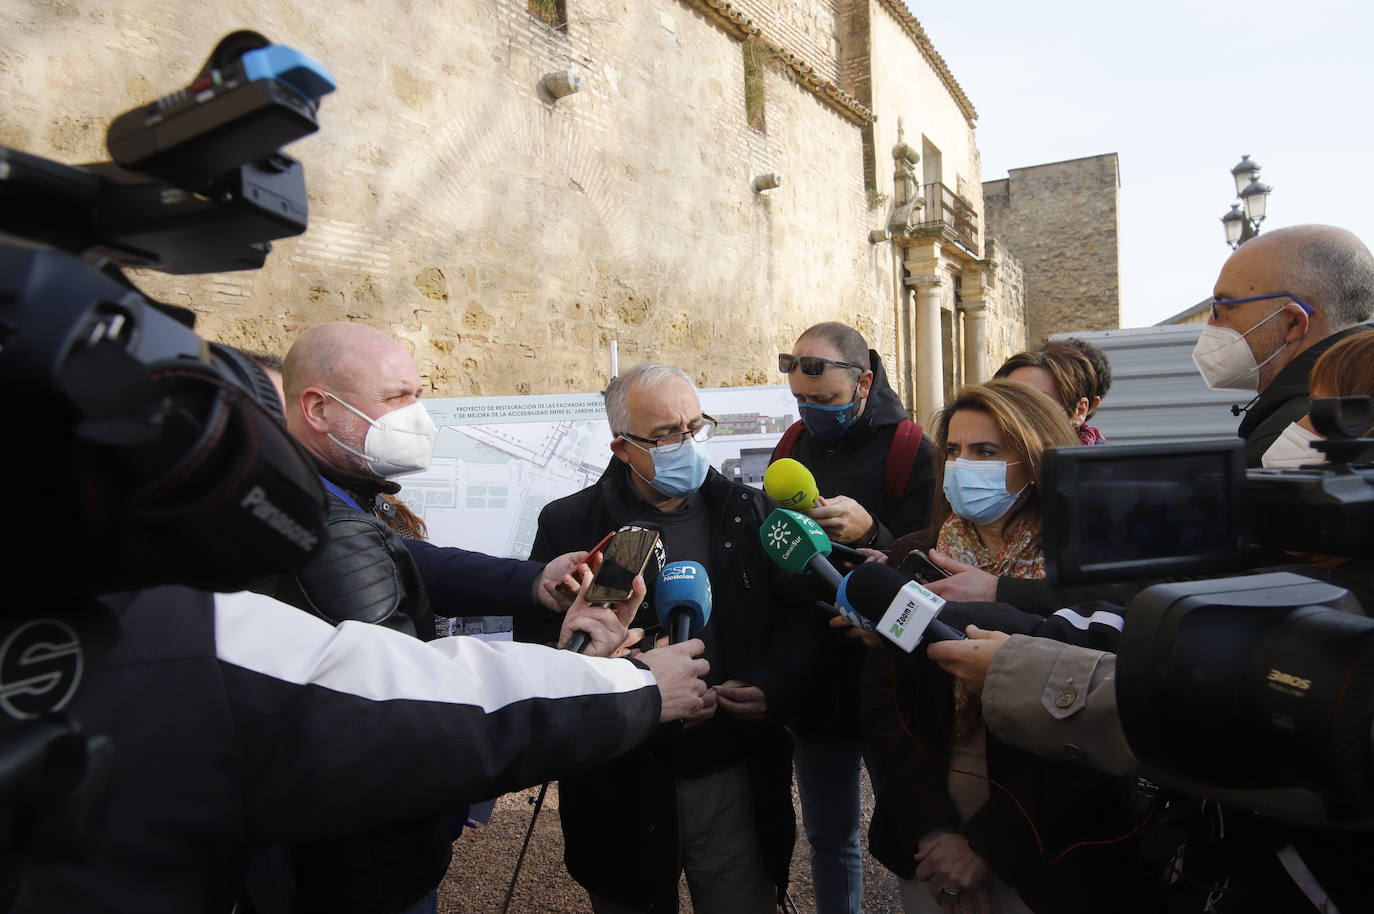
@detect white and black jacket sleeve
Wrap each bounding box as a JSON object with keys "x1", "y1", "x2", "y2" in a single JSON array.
[{"x1": 212, "y1": 590, "x2": 661, "y2": 842}]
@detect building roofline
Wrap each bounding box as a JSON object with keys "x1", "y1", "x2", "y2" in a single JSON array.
[
  {"x1": 872, "y1": 0, "x2": 978, "y2": 126},
  {"x1": 1156, "y1": 298, "x2": 1212, "y2": 326},
  {"x1": 677, "y1": 0, "x2": 876, "y2": 126},
  {"x1": 984, "y1": 152, "x2": 1121, "y2": 181}
]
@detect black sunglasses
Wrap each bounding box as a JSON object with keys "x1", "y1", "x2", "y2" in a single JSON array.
[{"x1": 778, "y1": 353, "x2": 864, "y2": 376}]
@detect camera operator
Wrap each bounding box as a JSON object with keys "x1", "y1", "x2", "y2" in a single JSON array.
[
  {"x1": 1196, "y1": 224, "x2": 1374, "y2": 467},
  {"x1": 930, "y1": 626, "x2": 1370, "y2": 913}
]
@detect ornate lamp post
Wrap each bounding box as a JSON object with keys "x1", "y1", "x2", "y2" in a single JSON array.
[{"x1": 1221, "y1": 154, "x2": 1272, "y2": 248}]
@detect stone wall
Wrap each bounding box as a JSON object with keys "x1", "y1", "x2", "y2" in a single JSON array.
[
  {"x1": 982, "y1": 153, "x2": 1121, "y2": 345},
  {"x1": 867, "y1": 0, "x2": 980, "y2": 238},
  {"x1": 980, "y1": 239, "x2": 1028, "y2": 375},
  {"x1": 2, "y1": 0, "x2": 994, "y2": 408}
]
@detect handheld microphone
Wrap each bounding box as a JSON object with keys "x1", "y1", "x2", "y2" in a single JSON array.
[
  {"x1": 654, "y1": 561, "x2": 712, "y2": 643},
  {"x1": 566, "y1": 522, "x2": 666, "y2": 654},
  {"x1": 763, "y1": 458, "x2": 820, "y2": 510},
  {"x1": 835, "y1": 562, "x2": 965, "y2": 652},
  {"x1": 764, "y1": 459, "x2": 872, "y2": 563},
  {"x1": 758, "y1": 508, "x2": 842, "y2": 589}
]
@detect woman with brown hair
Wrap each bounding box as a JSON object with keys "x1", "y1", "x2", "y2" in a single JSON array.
[
  {"x1": 994, "y1": 343, "x2": 1109, "y2": 446},
  {"x1": 862, "y1": 381, "x2": 1146, "y2": 914}
]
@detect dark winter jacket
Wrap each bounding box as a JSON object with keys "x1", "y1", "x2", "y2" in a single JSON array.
[
  {"x1": 861, "y1": 596, "x2": 1150, "y2": 914},
  {"x1": 1237, "y1": 324, "x2": 1372, "y2": 467},
  {"x1": 246, "y1": 460, "x2": 453, "y2": 914},
  {"x1": 252, "y1": 459, "x2": 436, "y2": 641},
  {"x1": 527, "y1": 460, "x2": 818, "y2": 912},
  {"x1": 784, "y1": 349, "x2": 934, "y2": 552},
  {"x1": 782, "y1": 349, "x2": 934, "y2": 741}
]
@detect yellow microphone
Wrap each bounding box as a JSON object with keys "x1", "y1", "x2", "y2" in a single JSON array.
[{"x1": 764, "y1": 458, "x2": 820, "y2": 510}]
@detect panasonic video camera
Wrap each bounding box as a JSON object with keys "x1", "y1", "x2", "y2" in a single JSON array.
[
  {"x1": 1039, "y1": 400, "x2": 1374, "y2": 823},
  {"x1": 0, "y1": 31, "x2": 335, "y2": 896}
]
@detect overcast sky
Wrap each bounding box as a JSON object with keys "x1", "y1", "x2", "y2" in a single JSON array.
[{"x1": 906, "y1": 0, "x2": 1373, "y2": 328}]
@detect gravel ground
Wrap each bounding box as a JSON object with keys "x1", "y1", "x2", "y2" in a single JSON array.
[{"x1": 439, "y1": 769, "x2": 903, "y2": 913}]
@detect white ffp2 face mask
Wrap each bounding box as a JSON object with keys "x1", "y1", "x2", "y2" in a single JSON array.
[
  {"x1": 1260, "y1": 421, "x2": 1324, "y2": 469},
  {"x1": 326, "y1": 393, "x2": 438, "y2": 478},
  {"x1": 1191, "y1": 307, "x2": 1290, "y2": 393}
]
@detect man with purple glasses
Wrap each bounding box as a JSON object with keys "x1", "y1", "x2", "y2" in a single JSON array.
[{"x1": 1193, "y1": 224, "x2": 1374, "y2": 465}]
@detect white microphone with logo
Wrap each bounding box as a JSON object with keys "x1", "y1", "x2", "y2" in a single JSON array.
[{"x1": 835, "y1": 562, "x2": 965, "y2": 651}]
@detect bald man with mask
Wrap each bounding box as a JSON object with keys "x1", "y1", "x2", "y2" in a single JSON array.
[
  {"x1": 246, "y1": 323, "x2": 644, "y2": 914},
  {"x1": 274, "y1": 322, "x2": 589, "y2": 635},
  {"x1": 1194, "y1": 224, "x2": 1374, "y2": 466}
]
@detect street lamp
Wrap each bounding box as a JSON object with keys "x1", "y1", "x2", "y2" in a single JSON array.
[{"x1": 1221, "y1": 154, "x2": 1272, "y2": 248}]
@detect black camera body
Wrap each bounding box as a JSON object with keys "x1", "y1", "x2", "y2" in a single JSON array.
[
  {"x1": 0, "y1": 31, "x2": 335, "y2": 898},
  {"x1": 1040, "y1": 401, "x2": 1374, "y2": 823}
]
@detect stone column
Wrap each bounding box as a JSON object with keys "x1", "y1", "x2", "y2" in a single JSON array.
[
  {"x1": 902, "y1": 270, "x2": 944, "y2": 424},
  {"x1": 961, "y1": 299, "x2": 989, "y2": 384}
]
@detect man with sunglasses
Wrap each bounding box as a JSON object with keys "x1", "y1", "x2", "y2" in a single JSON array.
[
  {"x1": 775, "y1": 322, "x2": 934, "y2": 914},
  {"x1": 1194, "y1": 224, "x2": 1374, "y2": 466},
  {"x1": 528, "y1": 362, "x2": 816, "y2": 914}
]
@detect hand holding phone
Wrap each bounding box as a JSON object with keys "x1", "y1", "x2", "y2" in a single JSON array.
[
  {"x1": 898, "y1": 549, "x2": 950, "y2": 585},
  {"x1": 586, "y1": 528, "x2": 662, "y2": 604},
  {"x1": 565, "y1": 525, "x2": 663, "y2": 653}
]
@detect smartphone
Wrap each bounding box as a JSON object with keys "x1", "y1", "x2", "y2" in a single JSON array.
[
  {"x1": 556, "y1": 531, "x2": 617, "y2": 596},
  {"x1": 585, "y1": 528, "x2": 662, "y2": 604},
  {"x1": 585, "y1": 530, "x2": 616, "y2": 572},
  {"x1": 898, "y1": 549, "x2": 949, "y2": 585}
]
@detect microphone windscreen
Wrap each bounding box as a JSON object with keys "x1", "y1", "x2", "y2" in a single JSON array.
[
  {"x1": 764, "y1": 458, "x2": 820, "y2": 510},
  {"x1": 759, "y1": 507, "x2": 832, "y2": 574},
  {"x1": 654, "y1": 561, "x2": 712, "y2": 633},
  {"x1": 837, "y1": 562, "x2": 947, "y2": 652}
]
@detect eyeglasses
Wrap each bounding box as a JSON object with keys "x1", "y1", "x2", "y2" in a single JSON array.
[
  {"x1": 621, "y1": 415, "x2": 718, "y2": 453},
  {"x1": 1208, "y1": 292, "x2": 1315, "y2": 322},
  {"x1": 778, "y1": 353, "x2": 864, "y2": 376}
]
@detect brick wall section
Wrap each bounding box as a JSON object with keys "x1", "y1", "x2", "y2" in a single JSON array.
[
  {"x1": 983, "y1": 240, "x2": 1028, "y2": 375},
  {"x1": 2, "y1": 0, "x2": 992, "y2": 406},
  {"x1": 731, "y1": 0, "x2": 843, "y2": 86},
  {"x1": 982, "y1": 154, "x2": 1121, "y2": 344}
]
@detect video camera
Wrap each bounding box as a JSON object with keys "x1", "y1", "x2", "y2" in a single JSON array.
[
  {"x1": 1039, "y1": 399, "x2": 1374, "y2": 824},
  {"x1": 0, "y1": 31, "x2": 334, "y2": 896}
]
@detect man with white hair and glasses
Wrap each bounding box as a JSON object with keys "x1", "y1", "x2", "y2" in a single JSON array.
[{"x1": 527, "y1": 362, "x2": 817, "y2": 914}]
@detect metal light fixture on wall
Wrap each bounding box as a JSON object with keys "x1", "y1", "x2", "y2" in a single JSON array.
[{"x1": 1220, "y1": 154, "x2": 1272, "y2": 248}]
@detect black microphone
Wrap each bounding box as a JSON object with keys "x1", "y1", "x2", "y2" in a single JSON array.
[
  {"x1": 1231, "y1": 394, "x2": 1260, "y2": 417},
  {"x1": 835, "y1": 562, "x2": 965, "y2": 651}
]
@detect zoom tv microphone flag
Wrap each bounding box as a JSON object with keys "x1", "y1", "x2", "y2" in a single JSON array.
[{"x1": 836, "y1": 562, "x2": 965, "y2": 652}]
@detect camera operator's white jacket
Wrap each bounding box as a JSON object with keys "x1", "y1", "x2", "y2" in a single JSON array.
[{"x1": 12, "y1": 587, "x2": 660, "y2": 914}]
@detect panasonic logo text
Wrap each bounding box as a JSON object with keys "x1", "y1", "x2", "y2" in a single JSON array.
[{"x1": 241, "y1": 486, "x2": 319, "y2": 552}]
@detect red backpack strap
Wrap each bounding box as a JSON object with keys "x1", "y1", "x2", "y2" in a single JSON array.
[
  {"x1": 882, "y1": 419, "x2": 923, "y2": 507},
  {"x1": 771, "y1": 420, "x2": 805, "y2": 462}
]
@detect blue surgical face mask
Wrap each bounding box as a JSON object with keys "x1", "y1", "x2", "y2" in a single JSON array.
[
  {"x1": 943, "y1": 458, "x2": 1027, "y2": 525},
  {"x1": 799, "y1": 385, "x2": 862, "y2": 448},
  {"x1": 628, "y1": 438, "x2": 711, "y2": 498}
]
